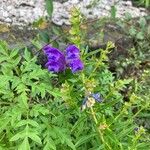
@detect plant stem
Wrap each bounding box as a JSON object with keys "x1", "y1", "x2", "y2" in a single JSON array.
[{"x1": 90, "y1": 107, "x2": 112, "y2": 150}]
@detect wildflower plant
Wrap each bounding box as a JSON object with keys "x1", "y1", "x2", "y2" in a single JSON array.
[{"x1": 0, "y1": 7, "x2": 150, "y2": 150}]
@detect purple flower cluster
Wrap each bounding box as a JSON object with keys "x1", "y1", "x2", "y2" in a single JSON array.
[{"x1": 43, "y1": 44, "x2": 84, "y2": 73}]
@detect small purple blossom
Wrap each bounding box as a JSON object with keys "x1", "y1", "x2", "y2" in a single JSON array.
[
  {"x1": 66, "y1": 45, "x2": 80, "y2": 59},
  {"x1": 45, "y1": 61, "x2": 65, "y2": 73},
  {"x1": 69, "y1": 59, "x2": 84, "y2": 73},
  {"x1": 43, "y1": 45, "x2": 66, "y2": 73},
  {"x1": 43, "y1": 45, "x2": 65, "y2": 61},
  {"x1": 90, "y1": 93, "x2": 103, "y2": 103},
  {"x1": 81, "y1": 93, "x2": 103, "y2": 111},
  {"x1": 66, "y1": 45, "x2": 84, "y2": 73}
]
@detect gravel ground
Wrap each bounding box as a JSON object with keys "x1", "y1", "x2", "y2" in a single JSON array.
[{"x1": 0, "y1": 0, "x2": 148, "y2": 26}]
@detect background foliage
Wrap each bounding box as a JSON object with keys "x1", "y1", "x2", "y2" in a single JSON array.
[{"x1": 0, "y1": 2, "x2": 150, "y2": 150}]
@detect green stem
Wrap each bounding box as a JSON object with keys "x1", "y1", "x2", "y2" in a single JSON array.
[{"x1": 90, "y1": 107, "x2": 112, "y2": 150}]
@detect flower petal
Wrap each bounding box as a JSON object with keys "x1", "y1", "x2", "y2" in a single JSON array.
[
  {"x1": 45, "y1": 60, "x2": 66, "y2": 73},
  {"x1": 69, "y1": 59, "x2": 84, "y2": 73},
  {"x1": 43, "y1": 45, "x2": 64, "y2": 61},
  {"x1": 90, "y1": 93, "x2": 103, "y2": 103},
  {"x1": 43, "y1": 45, "x2": 66, "y2": 73},
  {"x1": 66, "y1": 45, "x2": 80, "y2": 59}
]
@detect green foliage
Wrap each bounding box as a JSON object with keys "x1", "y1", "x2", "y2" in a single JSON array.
[
  {"x1": 133, "y1": 0, "x2": 150, "y2": 8},
  {"x1": 1, "y1": 36, "x2": 149, "y2": 149},
  {"x1": 114, "y1": 16, "x2": 150, "y2": 79},
  {"x1": 110, "y1": 5, "x2": 117, "y2": 19},
  {"x1": 69, "y1": 7, "x2": 83, "y2": 48},
  {"x1": 0, "y1": 7, "x2": 150, "y2": 150}
]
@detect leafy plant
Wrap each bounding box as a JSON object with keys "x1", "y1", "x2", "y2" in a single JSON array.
[{"x1": 0, "y1": 6, "x2": 150, "y2": 150}]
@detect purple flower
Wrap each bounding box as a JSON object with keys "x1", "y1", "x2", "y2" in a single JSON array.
[
  {"x1": 43, "y1": 45, "x2": 65, "y2": 61},
  {"x1": 43, "y1": 44, "x2": 84, "y2": 73},
  {"x1": 66, "y1": 45, "x2": 84, "y2": 73},
  {"x1": 45, "y1": 61, "x2": 66, "y2": 73},
  {"x1": 66, "y1": 45, "x2": 80, "y2": 59},
  {"x1": 90, "y1": 93, "x2": 103, "y2": 103},
  {"x1": 43, "y1": 45, "x2": 66, "y2": 73},
  {"x1": 69, "y1": 59, "x2": 84, "y2": 73}
]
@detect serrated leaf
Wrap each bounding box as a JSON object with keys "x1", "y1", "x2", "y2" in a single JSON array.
[{"x1": 10, "y1": 49, "x2": 19, "y2": 58}]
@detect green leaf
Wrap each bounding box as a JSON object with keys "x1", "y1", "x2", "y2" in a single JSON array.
[
  {"x1": 10, "y1": 49, "x2": 19, "y2": 58},
  {"x1": 65, "y1": 138, "x2": 76, "y2": 150},
  {"x1": 52, "y1": 26, "x2": 61, "y2": 35},
  {"x1": 75, "y1": 134, "x2": 96, "y2": 148},
  {"x1": 39, "y1": 31, "x2": 50, "y2": 43},
  {"x1": 19, "y1": 91, "x2": 28, "y2": 109},
  {"x1": 0, "y1": 117, "x2": 10, "y2": 133},
  {"x1": 24, "y1": 48, "x2": 32, "y2": 61},
  {"x1": 45, "y1": 0, "x2": 53, "y2": 17},
  {"x1": 110, "y1": 5, "x2": 117, "y2": 19},
  {"x1": 139, "y1": 17, "x2": 146, "y2": 29},
  {"x1": 85, "y1": 49, "x2": 101, "y2": 58},
  {"x1": 0, "y1": 44, "x2": 8, "y2": 56},
  {"x1": 117, "y1": 126, "x2": 135, "y2": 139},
  {"x1": 52, "y1": 41, "x2": 59, "y2": 48},
  {"x1": 48, "y1": 89, "x2": 61, "y2": 97},
  {"x1": 53, "y1": 127, "x2": 76, "y2": 150},
  {"x1": 129, "y1": 26, "x2": 137, "y2": 36},
  {"x1": 43, "y1": 137, "x2": 56, "y2": 150},
  {"x1": 136, "y1": 32, "x2": 144, "y2": 40},
  {"x1": 30, "y1": 104, "x2": 50, "y2": 117},
  {"x1": 27, "y1": 120, "x2": 39, "y2": 128},
  {"x1": 18, "y1": 137, "x2": 30, "y2": 150},
  {"x1": 13, "y1": 56, "x2": 21, "y2": 66},
  {"x1": 28, "y1": 133, "x2": 42, "y2": 144},
  {"x1": 15, "y1": 120, "x2": 39, "y2": 128},
  {"x1": 71, "y1": 116, "x2": 86, "y2": 133},
  {"x1": 31, "y1": 39, "x2": 42, "y2": 49},
  {"x1": 10, "y1": 132, "x2": 25, "y2": 141},
  {"x1": 0, "y1": 56, "x2": 8, "y2": 63},
  {"x1": 15, "y1": 120, "x2": 27, "y2": 128}
]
